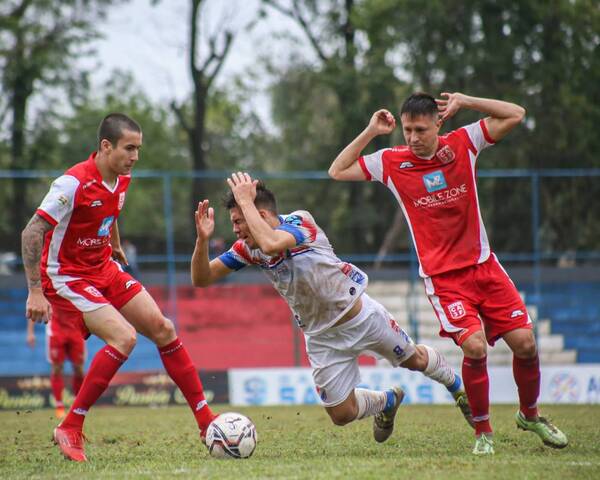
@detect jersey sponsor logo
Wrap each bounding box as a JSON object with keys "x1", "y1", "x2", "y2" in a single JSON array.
[
  {"x1": 90, "y1": 200, "x2": 103, "y2": 207},
  {"x1": 125, "y1": 279, "x2": 138, "y2": 289},
  {"x1": 436, "y1": 145, "x2": 455, "y2": 164},
  {"x1": 77, "y1": 237, "x2": 108, "y2": 248},
  {"x1": 510, "y1": 309, "x2": 524, "y2": 318},
  {"x1": 340, "y1": 263, "x2": 365, "y2": 284},
  {"x1": 423, "y1": 170, "x2": 447, "y2": 192},
  {"x1": 83, "y1": 179, "x2": 96, "y2": 189},
  {"x1": 57, "y1": 195, "x2": 69, "y2": 206},
  {"x1": 413, "y1": 183, "x2": 468, "y2": 208},
  {"x1": 97, "y1": 216, "x2": 115, "y2": 236},
  {"x1": 84, "y1": 286, "x2": 103, "y2": 298},
  {"x1": 118, "y1": 192, "x2": 126, "y2": 210},
  {"x1": 447, "y1": 301, "x2": 466, "y2": 320},
  {"x1": 399, "y1": 161, "x2": 414, "y2": 169}
]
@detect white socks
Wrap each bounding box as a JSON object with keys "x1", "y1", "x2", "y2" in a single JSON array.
[
  {"x1": 422, "y1": 344, "x2": 457, "y2": 389},
  {"x1": 354, "y1": 388, "x2": 388, "y2": 420}
]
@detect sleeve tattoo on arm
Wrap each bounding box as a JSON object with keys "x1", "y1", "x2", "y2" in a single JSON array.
[{"x1": 21, "y1": 215, "x2": 53, "y2": 288}]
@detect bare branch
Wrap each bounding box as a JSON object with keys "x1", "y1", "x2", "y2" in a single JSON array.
[
  {"x1": 263, "y1": 0, "x2": 328, "y2": 62},
  {"x1": 205, "y1": 31, "x2": 234, "y2": 91}
]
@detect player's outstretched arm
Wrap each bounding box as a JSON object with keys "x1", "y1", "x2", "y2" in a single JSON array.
[
  {"x1": 21, "y1": 214, "x2": 53, "y2": 323},
  {"x1": 328, "y1": 109, "x2": 396, "y2": 181},
  {"x1": 436, "y1": 92, "x2": 525, "y2": 142},
  {"x1": 227, "y1": 172, "x2": 296, "y2": 256},
  {"x1": 191, "y1": 200, "x2": 233, "y2": 287}
]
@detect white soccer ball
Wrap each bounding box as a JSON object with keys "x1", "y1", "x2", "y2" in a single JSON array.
[{"x1": 205, "y1": 412, "x2": 257, "y2": 459}]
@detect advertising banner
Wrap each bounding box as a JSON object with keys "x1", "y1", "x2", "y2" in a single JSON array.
[
  {"x1": 229, "y1": 365, "x2": 600, "y2": 406},
  {"x1": 0, "y1": 370, "x2": 229, "y2": 410}
]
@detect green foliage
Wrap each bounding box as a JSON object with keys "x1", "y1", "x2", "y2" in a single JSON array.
[{"x1": 1, "y1": 404, "x2": 598, "y2": 479}]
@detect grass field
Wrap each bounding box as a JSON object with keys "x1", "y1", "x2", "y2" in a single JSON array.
[{"x1": 1, "y1": 404, "x2": 598, "y2": 479}]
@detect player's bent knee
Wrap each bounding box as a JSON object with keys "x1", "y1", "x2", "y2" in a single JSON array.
[
  {"x1": 514, "y1": 338, "x2": 537, "y2": 358},
  {"x1": 111, "y1": 324, "x2": 137, "y2": 355},
  {"x1": 401, "y1": 345, "x2": 427, "y2": 371},
  {"x1": 152, "y1": 317, "x2": 176, "y2": 345},
  {"x1": 461, "y1": 337, "x2": 487, "y2": 359}
]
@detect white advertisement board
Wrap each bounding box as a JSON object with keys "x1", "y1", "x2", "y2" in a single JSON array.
[{"x1": 229, "y1": 365, "x2": 600, "y2": 406}]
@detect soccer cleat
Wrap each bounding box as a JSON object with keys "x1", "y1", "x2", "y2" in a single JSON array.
[
  {"x1": 472, "y1": 433, "x2": 494, "y2": 455},
  {"x1": 53, "y1": 426, "x2": 87, "y2": 462},
  {"x1": 373, "y1": 387, "x2": 404, "y2": 443},
  {"x1": 54, "y1": 406, "x2": 66, "y2": 420},
  {"x1": 452, "y1": 390, "x2": 475, "y2": 429},
  {"x1": 515, "y1": 411, "x2": 568, "y2": 448}
]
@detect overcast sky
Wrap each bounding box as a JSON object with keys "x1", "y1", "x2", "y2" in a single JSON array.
[{"x1": 84, "y1": 0, "x2": 314, "y2": 124}]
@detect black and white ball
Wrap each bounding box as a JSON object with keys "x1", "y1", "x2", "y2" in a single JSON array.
[{"x1": 205, "y1": 412, "x2": 257, "y2": 459}]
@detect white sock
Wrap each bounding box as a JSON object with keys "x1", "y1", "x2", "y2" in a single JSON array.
[
  {"x1": 422, "y1": 344, "x2": 457, "y2": 389},
  {"x1": 354, "y1": 388, "x2": 388, "y2": 420}
]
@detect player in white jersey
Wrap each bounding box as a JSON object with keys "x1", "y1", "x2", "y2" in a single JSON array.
[{"x1": 191, "y1": 172, "x2": 474, "y2": 443}]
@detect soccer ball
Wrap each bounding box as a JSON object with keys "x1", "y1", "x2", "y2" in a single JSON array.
[{"x1": 205, "y1": 412, "x2": 257, "y2": 459}]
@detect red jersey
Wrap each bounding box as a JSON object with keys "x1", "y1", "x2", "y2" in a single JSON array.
[
  {"x1": 359, "y1": 120, "x2": 495, "y2": 277},
  {"x1": 36, "y1": 152, "x2": 131, "y2": 282}
]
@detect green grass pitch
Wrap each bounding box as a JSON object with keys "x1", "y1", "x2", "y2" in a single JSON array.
[{"x1": 1, "y1": 404, "x2": 598, "y2": 479}]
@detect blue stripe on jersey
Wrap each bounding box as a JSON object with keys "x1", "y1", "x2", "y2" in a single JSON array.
[
  {"x1": 276, "y1": 224, "x2": 304, "y2": 245},
  {"x1": 219, "y1": 252, "x2": 246, "y2": 271}
]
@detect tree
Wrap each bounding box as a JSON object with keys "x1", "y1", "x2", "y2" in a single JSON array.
[
  {"x1": 0, "y1": 0, "x2": 124, "y2": 249},
  {"x1": 170, "y1": 0, "x2": 235, "y2": 217}
]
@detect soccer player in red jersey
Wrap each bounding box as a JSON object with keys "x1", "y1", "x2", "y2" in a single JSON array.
[
  {"x1": 21, "y1": 113, "x2": 216, "y2": 462},
  {"x1": 27, "y1": 307, "x2": 86, "y2": 420},
  {"x1": 328, "y1": 92, "x2": 567, "y2": 454}
]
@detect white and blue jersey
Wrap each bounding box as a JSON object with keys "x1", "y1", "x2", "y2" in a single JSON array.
[{"x1": 218, "y1": 210, "x2": 368, "y2": 336}]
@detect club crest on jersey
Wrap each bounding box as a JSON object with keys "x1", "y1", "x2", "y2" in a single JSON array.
[
  {"x1": 447, "y1": 301, "x2": 466, "y2": 319},
  {"x1": 97, "y1": 216, "x2": 114, "y2": 236},
  {"x1": 423, "y1": 170, "x2": 447, "y2": 192},
  {"x1": 436, "y1": 145, "x2": 455, "y2": 164},
  {"x1": 118, "y1": 192, "x2": 126, "y2": 210},
  {"x1": 84, "y1": 286, "x2": 102, "y2": 298}
]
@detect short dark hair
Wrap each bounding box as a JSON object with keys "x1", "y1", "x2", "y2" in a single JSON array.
[
  {"x1": 400, "y1": 93, "x2": 438, "y2": 119},
  {"x1": 223, "y1": 180, "x2": 278, "y2": 214},
  {"x1": 97, "y1": 113, "x2": 141, "y2": 148}
]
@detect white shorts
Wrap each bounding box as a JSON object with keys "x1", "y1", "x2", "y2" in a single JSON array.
[{"x1": 305, "y1": 293, "x2": 416, "y2": 407}]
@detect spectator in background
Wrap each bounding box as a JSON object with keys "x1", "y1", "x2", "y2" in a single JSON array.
[
  {"x1": 122, "y1": 239, "x2": 139, "y2": 278},
  {"x1": 27, "y1": 308, "x2": 86, "y2": 419}
]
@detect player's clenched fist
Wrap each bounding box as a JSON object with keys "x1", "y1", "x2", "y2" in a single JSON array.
[
  {"x1": 195, "y1": 200, "x2": 215, "y2": 241},
  {"x1": 367, "y1": 109, "x2": 396, "y2": 136},
  {"x1": 25, "y1": 289, "x2": 51, "y2": 324}
]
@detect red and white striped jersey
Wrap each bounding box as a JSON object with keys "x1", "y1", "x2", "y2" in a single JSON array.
[
  {"x1": 36, "y1": 152, "x2": 130, "y2": 282},
  {"x1": 359, "y1": 120, "x2": 495, "y2": 277}
]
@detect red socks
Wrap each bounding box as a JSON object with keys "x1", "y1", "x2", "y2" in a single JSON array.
[
  {"x1": 462, "y1": 356, "x2": 492, "y2": 436},
  {"x1": 60, "y1": 345, "x2": 127, "y2": 431},
  {"x1": 72, "y1": 374, "x2": 84, "y2": 395},
  {"x1": 50, "y1": 373, "x2": 64, "y2": 407},
  {"x1": 158, "y1": 338, "x2": 215, "y2": 432},
  {"x1": 513, "y1": 354, "x2": 540, "y2": 419}
]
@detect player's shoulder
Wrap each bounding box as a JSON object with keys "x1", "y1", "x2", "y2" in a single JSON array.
[{"x1": 284, "y1": 210, "x2": 314, "y2": 222}]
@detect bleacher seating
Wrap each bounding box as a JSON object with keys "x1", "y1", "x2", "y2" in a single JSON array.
[{"x1": 1, "y1": 280, "x2": 597, "y2": 375}]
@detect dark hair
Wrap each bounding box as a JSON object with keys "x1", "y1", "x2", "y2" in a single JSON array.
[
  {"x1": 400, "y1": 92, "x2": 438, "y2": 119},
  {"x1": 97, "y1": 113, "x2": 141, "y2": 148},
  {"x1": 223, "y1": 180, "x2": 278, "y2": 214}
]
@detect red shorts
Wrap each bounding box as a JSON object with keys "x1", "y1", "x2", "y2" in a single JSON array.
[
  {"x1": 424, "y1": 254, "x2": 532, "y2": 346},
  {"x1": 43, "y1": 260, "x2": 144, "y2": 316},
  {"x1": 46, "y1": 308, "x2": 86, "y2": 365}
]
